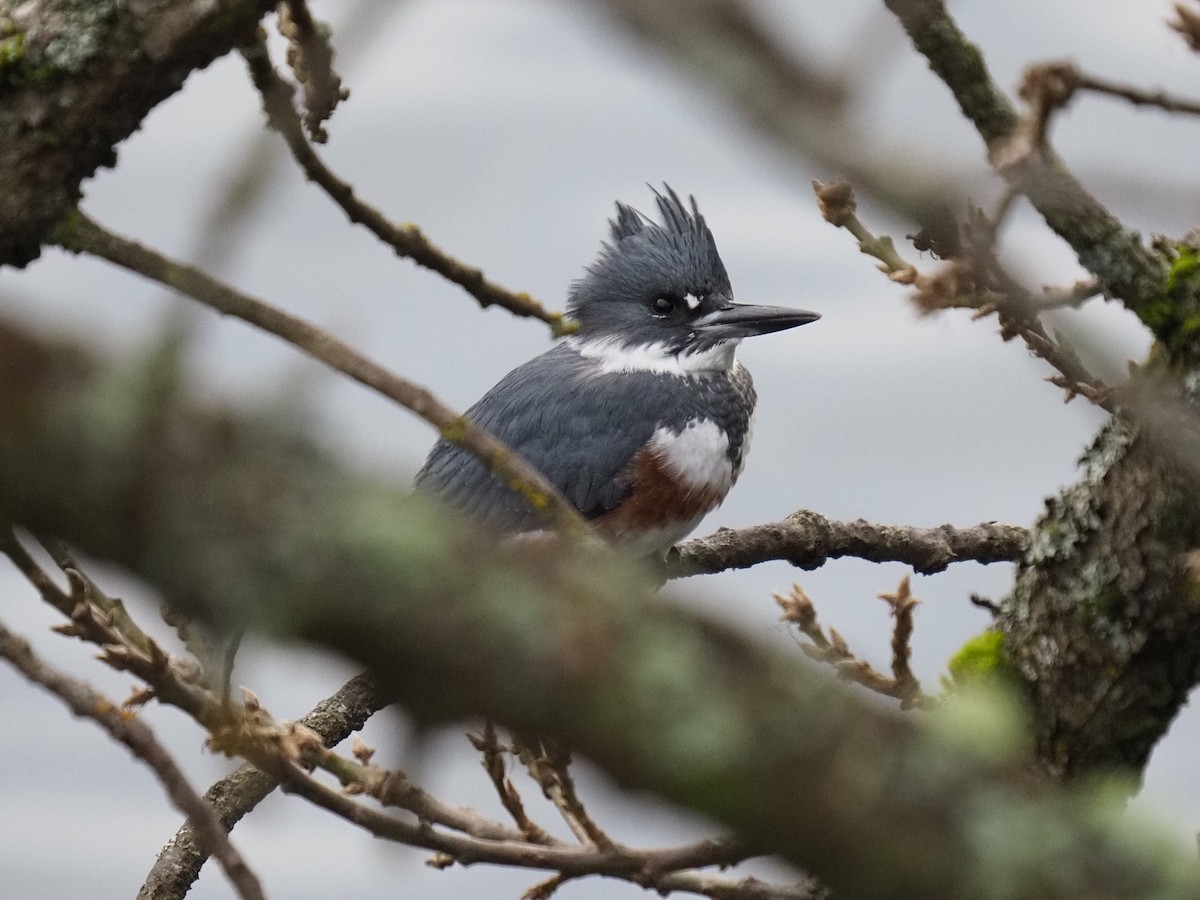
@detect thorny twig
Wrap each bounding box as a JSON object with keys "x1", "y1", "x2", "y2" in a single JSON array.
[
  {"x1": 239, "y1": 33, "x2": 572, "y2": 335},
  {"x1": 813, "y1": 179, "x2": 1116, "y2": 413},
  {"x1": 775, "y1": 579, "x2": 931, "y2": 710}
]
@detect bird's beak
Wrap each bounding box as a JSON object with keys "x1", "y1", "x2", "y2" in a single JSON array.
[{"x1": 693, "y1": 303, "x2": 821, "y2": 341}]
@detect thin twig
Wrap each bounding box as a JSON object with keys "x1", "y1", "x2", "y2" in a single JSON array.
[
  {"x1": 49, "y1": 210, "x2": 589, "y2": 539},
  {"x1": 254, "y1": 753, "x2": 810, "y2": 898},
  {"x1": 512, "y1": 733, "x2": 616, "y2": 850},
  {"x1": 814, "y1": 179, "x2": 1116, "y2": 413},
  {"x1": 775, "y1": 583, "x2": 931, "y2": 709},
  {"x1": 470, "y1": 722, "x2": 554, "y2": 843},
  {"x1": 878, "y1": 576, "x2": 923, "y2": 709},
  {"x1": 238, "y1": 34, "x2": 572, "y2": 335},
  {"x1": 1021, "y1": 60, "x2": 1200, "y2": 120},
  {"x1": 276, "y1": 0, "x2": 347, "y2": 142},
  {"x1": 1, "y1": 529, "x2": 221, "y2": 723},
  {"x1": 1171, "y1": 2, "x2": 1200, "y2": 51},
  {"x1": 139, "y1": 672, "x2": 385, "y2": 900},
  {"x1": 0, "y1": 618, "x2": 265, "y2": 900}
]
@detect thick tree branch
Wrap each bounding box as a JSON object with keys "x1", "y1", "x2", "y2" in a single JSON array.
[
  {"x1": 667, "y1": 510, "x2": 1026, "y2": 579},
  {"x1": 0, "y1": 0, "x2": 277, "y2": 267},
  {"x1": 883, "y1": 0, "x2": 1200, "y2": 781},
  {"x1": 1, "y1": 320, "x2": 1196, "y2": 900}
]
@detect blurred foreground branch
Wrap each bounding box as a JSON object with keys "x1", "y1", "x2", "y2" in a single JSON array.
[{"x1": 0, "y1": 319, "x2": 1196, "y2": 900}]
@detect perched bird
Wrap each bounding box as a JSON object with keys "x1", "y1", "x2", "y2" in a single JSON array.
[{"x1": 416, "y1": 186, "x2": 819, "y2": 556}]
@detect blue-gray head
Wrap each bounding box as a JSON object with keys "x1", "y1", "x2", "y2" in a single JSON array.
[{"x1": 566, "y1": 186, "x2": 819, "y2": 366}]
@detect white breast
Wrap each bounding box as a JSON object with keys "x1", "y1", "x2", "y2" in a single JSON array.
[{"x1": 649, "y1": 418, "x2": 736, "y2": 492}]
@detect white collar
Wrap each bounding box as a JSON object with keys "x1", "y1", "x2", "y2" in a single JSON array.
[{"x1": 565, "y1": 335, "x2": 739, "y2": 375}]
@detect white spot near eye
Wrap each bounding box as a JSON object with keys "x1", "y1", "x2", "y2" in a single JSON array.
[{"x1": 684, "y1": 292, "x2": 701, "y2": 311}]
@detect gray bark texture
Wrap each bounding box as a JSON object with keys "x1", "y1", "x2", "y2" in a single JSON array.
[
  {"x1": 0, "y1": 0, "x2": 275, "y2": 266},
  {"x1": 882, "y1": 0, "x2": 1200, "y2": 783}
]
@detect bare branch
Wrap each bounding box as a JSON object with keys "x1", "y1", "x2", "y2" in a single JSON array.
[
  {"x1": 814, "y1": 179, "x2": 1116, "y2": 413},
  {"x1": 883, "y1": 0, "x2": 1174, "y2": 333},
  {"x1": 877, "y1": 576, "x2": 923, "y2": 708},
  {"x1": 512, "y1": 733, "x2": 616, "y2": 850},
  {"x1": 139, "y1": 672, "x2": 384, "y2": 900},
  {"x1": 276, "y1": 0, "x2": 348, "y2": 142},
  {"x1": 665, "y1": 510, "x2": 1027, "y2": 579},
  {"x1": 775, "y1": 583, "x2": 931, "y2": 709},
  {"x1": 1171, "y1": 1, "x2": 1200, "y2": 51},
  {"x1": 238, "y1": 34, "x2": 571, "y2": 335},
  {"x1": 1021, "y1": 60, "x2": 1200, "y2": 120},
  {"x1": 471, "y1": 722, "x2": 556, "y2": 843},
  {"x1": 0, "y1": 618, "x2": 265, "y2": 900},
  {"x1": 49, "y1": 210, "x2": 589, "y2": 539},
  {"x1": 248, "y1": 752, "x2": 808, "y2": 898}
]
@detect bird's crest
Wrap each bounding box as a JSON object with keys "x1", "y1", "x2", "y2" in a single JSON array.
[
  {"x1": 608, "y1": 185, "x2": 717, "y2": 255},
  {"x1": 568, "y1": 185, "x2": 732, "y2": 335}
]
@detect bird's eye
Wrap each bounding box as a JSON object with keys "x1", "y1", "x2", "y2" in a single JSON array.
[{"x1": 651, "y1": 296, "x2": 676, "y2": 316}]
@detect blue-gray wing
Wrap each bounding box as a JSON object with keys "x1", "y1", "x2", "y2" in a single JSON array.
[
  {"x1": 414, "y1": 345, "x2": 662, "y2": 533},
  {"x1": 416, "y1": 343, "x2": 757, "y2": 535}
]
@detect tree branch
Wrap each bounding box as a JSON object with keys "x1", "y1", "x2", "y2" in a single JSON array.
[
  {"x1": 138, "y1": 673, "x2": 385, "y2": 900},
  {"x1": 882, "y1": 0, "x2": 1200, "y2": 781},
  {"x1": 0, "y1": 0, "x2": 277, "y2": 267},
  {"x1": 49, "y1": 209, "x2": 589, "y2": 539},
  {"x1": 666, "y1": 510, "x2": 1026, "y2": 579},
  {"x1": 239, "y1": 32, "x2": 571, "y2": 335},
  {"x1": 882, "y1": 0, "x2": 1174, "y2": 329},
  {"x1": 0, "y1": 617, "x2": 264, "y2": 900}
]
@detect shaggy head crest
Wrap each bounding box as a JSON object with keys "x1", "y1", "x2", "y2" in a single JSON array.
[
  {"x1": 608, "y1": 186, "x2": 718, "y2": 251},
  {"x1": 567, "y1": 185, "x2": 732, "y2": 340}
]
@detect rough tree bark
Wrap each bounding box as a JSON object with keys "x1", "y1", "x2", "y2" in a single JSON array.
[
  {"x1": 0, "y1": 0, "x2": 276, "y2": 266},
  {"x1": 875, "y1": 0, "x2": 1200, "y2": 782}
]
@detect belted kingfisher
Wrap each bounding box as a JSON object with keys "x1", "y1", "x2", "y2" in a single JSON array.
[{"x1": 416, "y1": 186, "x2": 819, "y2": 556}]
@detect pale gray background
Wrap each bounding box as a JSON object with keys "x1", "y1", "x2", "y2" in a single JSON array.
[{"x1": 1, "y1": 1, "x2": 1196, "y2": 897}]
